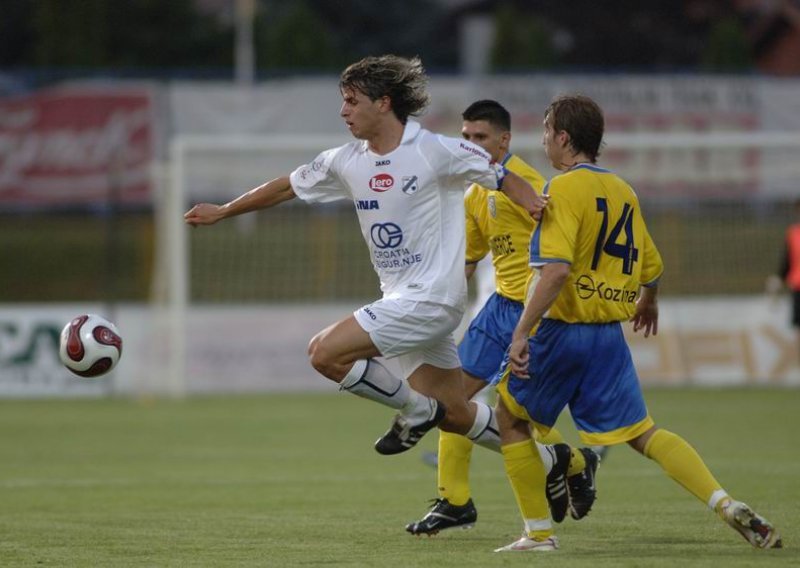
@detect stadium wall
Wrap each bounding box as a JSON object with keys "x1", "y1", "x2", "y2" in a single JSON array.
[
  {"x1": 170, "y1": 75, "x2": 800, "y2": 136},
  {"x1": 0, "y1": 297, "x2": 797, "y2": 397}
]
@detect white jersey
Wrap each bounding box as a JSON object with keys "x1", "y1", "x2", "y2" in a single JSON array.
[{"x1": 289, "y1": 120, "x2": 502, "y2": 310}]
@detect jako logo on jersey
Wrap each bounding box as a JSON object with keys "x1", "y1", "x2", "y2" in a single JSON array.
[
  {"x1": 369, "y1": 173, "x2": 394, "y2": 192},
  {"x1": 575, "y1": 275, "x2": 637, "y2": 303},
  {"x1": 370, "y1": 222, "x2": 403, "y2": 249},
  {"x1": 356, "y1": 200, "x2": 380, "y2": 210},
  {"x1": 375, "y1": 159, "x2": 390, "y2": 166},
  {"x1": 362, "y1": 307, "x2": 377, "y2": 320},
  {"x1": 402, "y1": 176, "x2": 419, "y2": 195}
]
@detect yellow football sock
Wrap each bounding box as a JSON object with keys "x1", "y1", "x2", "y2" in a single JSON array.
[
  {"x1": 567, "y1": 446, "x2": 586, "y2": 477},
  {"x1": 534, "y1": 426, "x2": 564, "y2": 445},
  {"x1": 643, "y1": 429, "x2": 723, "y2": 505},
  {"x1": 437, "y1": 431, "x2": 473, "y2": 506},
  {"x1": 502, "y1": 440, "x2": 552, "y2": 540},
  {"x1": 532, "y1": 426, "x2": 585, "y2": 477}
]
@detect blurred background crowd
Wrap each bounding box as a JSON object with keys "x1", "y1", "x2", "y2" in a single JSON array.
[{"x1": 2, "y1": 0, "x2": 800, "y2": 82}]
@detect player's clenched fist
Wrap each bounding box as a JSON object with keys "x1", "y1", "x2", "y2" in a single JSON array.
[
  {"x1": 184, "y1": 203, "x2": 224, "y2": 226},
  {"x1": 508, "y1": 336, "x2": 530, "y2": 378},
  {"x1": 530, "y1": 193, "x2": 550, "y2": 221}
]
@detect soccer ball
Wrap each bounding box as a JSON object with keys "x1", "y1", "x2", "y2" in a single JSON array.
[{"x1": 59, "y1": 314, "x2": 123, "y2": 378}]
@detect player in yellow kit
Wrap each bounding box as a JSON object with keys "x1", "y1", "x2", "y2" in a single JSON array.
[
  {"x1": 494, "y1": 94, "x2": 782, "y2": 552},
  {"x1": 406, "y1": 100, "x2": 598, "y2": 536}
]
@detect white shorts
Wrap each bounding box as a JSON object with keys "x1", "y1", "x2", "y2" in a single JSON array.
[{"x1": 354, "y1": 298, "x2": 463, "y2": 377}]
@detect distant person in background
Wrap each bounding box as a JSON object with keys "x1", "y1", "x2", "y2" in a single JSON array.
[
  {"x1": 494, "y1": 94, "x2": 781, "y2": 552},
  {"x1": 183, "y1": 56, "x2": 553, "y2": 468},
  {"x1": 766, "y1": 197, "x2": 800, "y2": 359},
  {"x1": 407, "y1": 100, "x2": 598, "y2": 536},
  {"x1": 735, "y1": 0, "x2": 800, "y2": 75}
]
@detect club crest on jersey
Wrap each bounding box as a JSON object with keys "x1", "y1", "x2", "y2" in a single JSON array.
[
  {"x1": 369, "y1": 173, "x2": 394, "y2": 192},
  {"x1": 488, "y1": 195, "x2": 497, "y2": 218},
  {"x1": 402, "y1": 176, "x2": 419, "y2": 195}
]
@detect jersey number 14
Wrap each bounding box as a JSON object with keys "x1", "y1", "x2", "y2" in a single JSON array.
[{"x1": 592, "y1": 197, "x2": 639, "y2": 275}]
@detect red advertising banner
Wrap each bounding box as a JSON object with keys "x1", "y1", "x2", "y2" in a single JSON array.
[{"x1": 0, "y1": 85, "x2": 154, "y2": 205}]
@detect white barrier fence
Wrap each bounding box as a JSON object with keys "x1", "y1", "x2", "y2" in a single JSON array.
[{"x1": 0, "y1": 296, "x2": 797, "y2": 397}]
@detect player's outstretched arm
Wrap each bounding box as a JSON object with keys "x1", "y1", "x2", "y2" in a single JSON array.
[
  {"x1": 499, "y1": 171, "x2": 548, "y2": 220},
  {"x1": 631, "y1": 284, "x2": 659, "y2": 337},
  {"x1": 184, "y1": 175, "x2": 296, "y2": 226}
]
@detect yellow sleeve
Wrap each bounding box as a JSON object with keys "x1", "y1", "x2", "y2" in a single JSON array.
[
  {"x1": 464, "y1": 184, "x2": 489, "y2": 264},
  {"x1": 531, "y1": 180, "x2": 579, "y2": 265},
  {"x1": 639, "y1": 224, "x2": 664, "y2": 286},
  {"x1": 521, "y1": 168, "x2": 546, "y2": 194},
  {"x1": 505, "y1": 154, "x2": 546, "y2": 193}
]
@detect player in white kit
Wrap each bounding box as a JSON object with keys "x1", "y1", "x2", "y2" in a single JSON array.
[{"x1": 184, "y1": 55, "x2": 546, "y2": 455}]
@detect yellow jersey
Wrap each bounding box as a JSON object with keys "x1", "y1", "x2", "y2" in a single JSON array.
[
  {"x1": 531, "y1": 163, "x2": 663, "y2": 323},
  {"x1": 465, "y1": 153, "x2": 547, "y2": 302}
]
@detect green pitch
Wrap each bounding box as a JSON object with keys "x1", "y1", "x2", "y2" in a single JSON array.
[{"x1": 0, "y1": 389, "x2": 796, "y2": 567}]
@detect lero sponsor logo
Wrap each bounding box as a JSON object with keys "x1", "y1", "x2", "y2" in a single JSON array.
[
  {"x1": 369, "y1": 173, "x2": 394, "y2": 192},
  {"x1": 575, "y1": 274, "x2": 637, "y2": 303}
]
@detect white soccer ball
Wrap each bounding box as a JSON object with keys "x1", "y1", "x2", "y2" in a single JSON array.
[{"x1": 59, "y1": 314, "x2": 123, "y2": 378}]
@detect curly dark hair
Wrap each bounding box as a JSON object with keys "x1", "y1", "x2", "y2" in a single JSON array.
[
  {"x1": 339, "y1": 55, "x2": 430, "y2": 124},
  {"x1": 545, "y1": 94, "x2": 605, "y2": 162}
]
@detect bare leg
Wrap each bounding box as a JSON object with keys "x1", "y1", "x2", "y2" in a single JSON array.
[{"x1": 307, "y1": 315, "x2": 381, "y2": 382}]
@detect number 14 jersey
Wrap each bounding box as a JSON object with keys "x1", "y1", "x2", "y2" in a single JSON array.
[{"x1": 530, "y1": 163, "x2": 663, "y2": 323}]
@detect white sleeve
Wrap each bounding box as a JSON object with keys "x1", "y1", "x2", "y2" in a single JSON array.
[
  {"x1": 289, "y1": 146, "x2": 350, "y2": 203},
  {"x1": 431, "y1": 135, "x2": 503, "y2": 191}
]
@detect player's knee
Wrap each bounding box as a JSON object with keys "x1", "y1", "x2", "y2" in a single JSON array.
[
  {"x1": 494, "y1": 396, "x2": 517, "y2": 425},
  {"x1": 307, "y1": 332, "x2": 322, "y2": 359},
  {"x1": 628, "y1": 426, "x2": 658, "y2": 455},
  {"x1": 438, "y1": 400, "x2": 474, "y2": 433},
  {"x1": 307, "y1": 335, "x2": 342, "y2": 380}
]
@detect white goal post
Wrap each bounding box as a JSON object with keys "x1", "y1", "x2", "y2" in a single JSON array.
[{"x1": 156, "y1": 130, "x2": 800, "y2": 396}]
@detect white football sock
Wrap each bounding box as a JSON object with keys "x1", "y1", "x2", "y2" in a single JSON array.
[
  {"x1": 708, "y1": 489, "x2": 730, "y2": 511},
  {"x1": 340, "y1": 359, "x2": 434, "y2": 423},
  {"x1": 466, "y1": 401, "x2": 553, "y2": 474},
  {"x1": 536, "y1": 442, "x2": 556, "y2": 475},
  {"x1": 466, "y1": 401, "x2": 500, "y2": 450}
]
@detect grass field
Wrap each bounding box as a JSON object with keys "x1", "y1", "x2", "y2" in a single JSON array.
[{"x1": 0, "y1": 389, "x2": 797, "y2": 567}]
